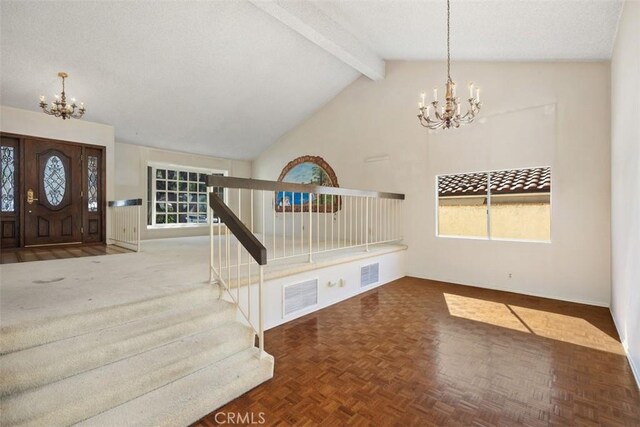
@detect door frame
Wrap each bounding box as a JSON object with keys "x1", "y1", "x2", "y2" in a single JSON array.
[
  {"x1": 0, "y1": 132, "x2": 106, "y2": 248},
  {"x1": 0, "y1": 136, "x2": 20, "y2": 249}
]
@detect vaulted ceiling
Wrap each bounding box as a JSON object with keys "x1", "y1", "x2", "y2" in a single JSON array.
[
  {"x1": 0, "y1": 0, "x2": 623, "y2": 160},
  {"x1": 313, "y1": 0, "x2": 623, "y2": 61}
]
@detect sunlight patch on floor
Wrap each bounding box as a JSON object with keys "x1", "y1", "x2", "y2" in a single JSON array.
[
  {"x1": 443, "y1": 294, "x2": 530, "y2": 333},
  {"x1": 510, "y1": 305, "x2": 625, "y2": 355},
  {"x1": 444, "y1": 293, "x2": 624, "y2": 355}
]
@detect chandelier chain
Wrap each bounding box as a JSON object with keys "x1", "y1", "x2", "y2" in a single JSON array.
[{"x1": 447, "y1": 0, "x2": 451, "y2": 82}]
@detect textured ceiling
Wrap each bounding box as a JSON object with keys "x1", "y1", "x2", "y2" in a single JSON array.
[
  {"x1": 0, "y1": 1, "x2": 624, "y2": 160},
  {"x1": 0, "y1": 1, "x2": 359, "y2": 160},
  {"x1": 314, "y1": 0, "x2": 624, "y2": 61}
]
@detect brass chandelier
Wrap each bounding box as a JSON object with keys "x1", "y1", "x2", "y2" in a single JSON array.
[
  {"x1": 39, "y1": 72, "x2": 86, "y2": 120},
  {"x1": 417, "y1": 0, "x2": 481, "y2": 129}
]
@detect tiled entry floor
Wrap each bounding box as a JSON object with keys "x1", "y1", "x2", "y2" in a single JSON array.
[{"x1": 0, "y1": 244, "x2": 131, "y2": 264}]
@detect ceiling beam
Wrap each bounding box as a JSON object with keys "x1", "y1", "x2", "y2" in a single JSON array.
[{"x1": 250, "y1": 0, "x2": 385, "y2": 80}]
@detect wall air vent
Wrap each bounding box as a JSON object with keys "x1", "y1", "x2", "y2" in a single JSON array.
[
  {"x1": 360, "y1": 263, "x2": 380, "y2": 287},
  {"x1": 283, "y1": 279, "x2": 318, "y2": 317}
]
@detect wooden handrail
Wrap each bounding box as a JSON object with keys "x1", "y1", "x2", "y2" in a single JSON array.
[
  {"x1": 207, "y1": 176, "x2": 405, "y2": 200},
  {"x1": 209, "y1": 192, "x2": 267, "y2": 265},
  {"x1": 108, "y1": 198, "x2": 143, "y2": 207}
]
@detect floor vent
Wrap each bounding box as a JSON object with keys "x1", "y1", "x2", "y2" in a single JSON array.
[
  {"x1": 360, "y1": 263, "x2": 380, "y2": 287},
  {"x1": 283, "y1": 279, "x2": 318, "y2": 316}
]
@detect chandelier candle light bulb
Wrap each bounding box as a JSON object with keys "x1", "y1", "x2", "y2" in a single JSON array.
[
  {"x1": 417, "y1": 0, "x2": 482, "y2": 130},
  {"x1": 39, "y1": 72, "x2": 86, "y2": 120}
]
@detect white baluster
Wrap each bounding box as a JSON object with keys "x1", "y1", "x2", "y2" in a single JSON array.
[
  {"x1": 261, "y1": 191, "x2": 265, "y2": 252},
  {"x1": 308, "y1": 193, "x2": 313, "y2": 263},
  {"x1": 324, "y1": 194, "x2": 327, "y2": 252},
  {"x1": 365, "y1": 197, "x2": 369, "y2": 252},
  {"x1": 350, "y1": 196, "x2": 353, "y2": 247},
  {"x1": 259, "y1": 265, "x2": 264, "y2": 356},
  {"x1": 331, "y1": 194, "x2": 334, "y2": 250},
  {"x1": 316, "y1": 193, "x2": 320, "y2": 254},
  {"x1": 300, "y1": 192, "x2": 304, "y2": 256},
  {"x1": 209, "y1": 189, "x2": 214, "y2": 284}
]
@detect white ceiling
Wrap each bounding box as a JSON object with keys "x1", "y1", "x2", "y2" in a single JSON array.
[
  {"x1": 314, "y1": 0, "x2": 623, "y2": 61},
  {"x1": 0, "y1": 1, "x2": 360, "y2": 159},
  {"x1": 0, "y1": 1, "x2": 624, "y2": 160}
]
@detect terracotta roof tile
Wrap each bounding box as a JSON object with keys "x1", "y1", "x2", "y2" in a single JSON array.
[{"x1": 438, "y1": 167, "x2": 551, "y2": 197}]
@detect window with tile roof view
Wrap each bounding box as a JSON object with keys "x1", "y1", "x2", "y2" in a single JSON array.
[{"x1": 437, "y1": 167, "x2": 551, "y2": 241}]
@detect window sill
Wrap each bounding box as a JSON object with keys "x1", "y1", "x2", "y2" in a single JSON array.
[{"x1": 436, "y1": 234, "x2": 551, "y2": 244}]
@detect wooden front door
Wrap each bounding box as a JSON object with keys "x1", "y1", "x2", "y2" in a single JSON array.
[
  {"x1": 24, "y1": 139, "x2": 83, "y2": 246},
  {"x1": 1, "y1": 136, "x2": 20, "y2": 248}
]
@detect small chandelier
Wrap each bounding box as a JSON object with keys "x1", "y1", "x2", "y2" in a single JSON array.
[
  {"x1": 417, "y1": 0, "x2": 481, "y2": 130},
  {"x1": 39, "y1": 72, "x2": 86, "y2": 120}
]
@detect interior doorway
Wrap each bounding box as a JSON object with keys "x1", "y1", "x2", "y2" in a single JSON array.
[{"x1": 0, "y1": 133, "x2": 105, "y2": 248}]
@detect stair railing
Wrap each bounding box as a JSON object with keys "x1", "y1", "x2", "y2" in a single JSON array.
[
  {"x1": 208, "y1": 176, "x2": 404, "y2": 262},
  {"x1": 208, "y1": 192, "x2": 267, "y2": 356},
  {"x1": 207, "y1": 176, "x2": 404, "y2": 356},
  {"x1": 108, "y1": 198, "x2": 142, "y2": 252}
]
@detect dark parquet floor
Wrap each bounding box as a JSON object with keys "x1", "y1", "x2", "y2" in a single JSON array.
[
  {"x1": 0, "y1": 243, "x2": 131, "y2": 264},
  {"x1": 193, "y1": 277, "x2": 640, "y2": 427}
]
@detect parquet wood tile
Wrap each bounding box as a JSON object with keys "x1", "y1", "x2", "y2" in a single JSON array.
[
  {"x1": 0, "y1": 243, "x2": 131, "y2": 264},
  {"x1": 193, "y1": 277, "x2": 640, "y2": 427}
]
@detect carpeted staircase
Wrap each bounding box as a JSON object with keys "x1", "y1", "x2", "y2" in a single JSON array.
[{"x1": 0, "y1": 285, "x2": 274, "y2": 427}]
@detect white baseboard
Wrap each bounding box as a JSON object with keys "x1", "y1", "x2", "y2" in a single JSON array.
[
  {"x1": 610, "y1": 310, "x2": 640, "y2": 391},
  {"x1": 408, "y1": 274, "x2": 609, "y2": 307}
]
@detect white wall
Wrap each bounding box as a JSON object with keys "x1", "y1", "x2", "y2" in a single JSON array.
[
  {"x1": 233, "y1": 249, "x2": 406, "y2": 330},
  {"x1": 114, "y1": 142, "x2": 252, "y2": 240},
  {"x1": 610, "y1": 0, "x2": 640, "y2": 385},
  {"x1": 254, "y1": 61, "x2": 612, "y2": 306},
  {"x1": 0, "y1": 106, "x2": 253, "y2": 242},
  {"x1": 0, "y1": 105, "x2": 116, "y2": 239}
]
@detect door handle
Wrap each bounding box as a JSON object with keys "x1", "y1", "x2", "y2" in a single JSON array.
[{"x1": 27, "y1": 189, "x2": 39, "y2": 205}]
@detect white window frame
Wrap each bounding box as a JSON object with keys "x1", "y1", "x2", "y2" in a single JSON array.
[
  {"x1": 435, "y1": 166, "x2": 552, "y2": 243},
  {"x1": 147, "y1": 162, "x2": 228, "y2": 229}
]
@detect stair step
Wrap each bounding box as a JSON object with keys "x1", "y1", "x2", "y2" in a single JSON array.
[
  {"x1": 0, "y1": 299, "x2": 235, "y2": 396},
  {"x1": 1, "y1": 285, "x2": 218, "y2": 354},
  {"x1": 1, "y1": 322, "x2": 254, "y2": 427},
  {"x1": 77, "y1": 348, "x2": 274, "y2": 427}
]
